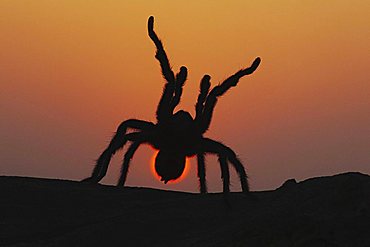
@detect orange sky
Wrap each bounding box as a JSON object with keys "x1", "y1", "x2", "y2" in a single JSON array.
[{"x1": 1, "y1": 1, "x2": 369, "y2": 192}]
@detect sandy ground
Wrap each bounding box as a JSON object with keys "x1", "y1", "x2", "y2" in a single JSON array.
[{"x1": 0, "y1": 172, "x2": 369, "y2": 247}]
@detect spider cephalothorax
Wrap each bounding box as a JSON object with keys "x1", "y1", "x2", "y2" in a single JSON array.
[{"x1": 82, "y1": 16, "x2": 261, "y2": 194}]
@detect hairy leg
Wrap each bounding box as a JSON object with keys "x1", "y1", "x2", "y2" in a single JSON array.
[
  {"x1": 82, "y1": 119, "x2": 154, "y2": 183},
  {"x1": 201, "y1": 138, "x2": 249, "y2": 193},
  {"x1": 169, "y1": 66, "x2": 188, "y2": 113},
  {"x1": 148, "y1": 16, "x2": 175, "y2": 86},
  {"x1": 148, "y1": 16, "x2": 186, "y2": 122},
  {"x1": 218, "y1": 154, "x2": 230, "y2": 195},
  {"x1": 195, "y1": 75, "x2": 211, "y2": 124},
  {"x1": 117, "y1": 139, "x2": 146, "y2": 187},
  {"x1": 200, "y1": 57, "x2": 261, "y2": 133},
  {"x1": 197, "y1": 153, "x2": 207, "y2": 194}
]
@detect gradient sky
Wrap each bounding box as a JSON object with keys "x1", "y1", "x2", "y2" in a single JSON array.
[{"x1": 1, "y1": 1, "x2": 369, "y2": 192}]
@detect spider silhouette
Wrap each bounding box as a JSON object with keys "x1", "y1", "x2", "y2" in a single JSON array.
[{"x1": 82, "y1": 16, "x2": 261, "y2": 194}]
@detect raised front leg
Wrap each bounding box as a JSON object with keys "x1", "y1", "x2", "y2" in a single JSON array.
[
  {"x1": 195, "y1": 75, "x2": 211, "y2": 124},
  {"x1": 200, "y1": 57, "x2": 261, "y2": 133},
  {"x1": 82, "y1": 119, "x2": 154, "y2": 183},
  {"x1": 169, "y1": 66, "x2": 188, "y2": 113},
  {"x1": 148, "y1": 16, "x2": 188, "y2": 121},
  {"x1": 148, "y1": 16, "x2": 176, "y2": 87}
]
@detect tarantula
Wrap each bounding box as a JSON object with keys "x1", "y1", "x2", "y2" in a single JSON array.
[{"x1": 82, "y1": 16, "x2": 261, "y2": 194}]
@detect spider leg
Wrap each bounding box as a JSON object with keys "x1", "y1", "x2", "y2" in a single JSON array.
[
  {"x1": 148, "y1": 16, "x2": 182, "y2": 122},
  {"x1": 117, "y1": 136, "x2": 147, "y2": 186},
  {"x1": 87, "y1": 132, "x2": 141, "y2": 183},
  {"x1": 218, "y1": 154, "x2": 230, "y2": 194},
  {"x1": 195, "y1": 75, "x2": 211, "y2": 123},
  {"x1": 148, "y1": 16, "x2": 176, "y2": 86},
  {"x1": 82, "y1": 119, "x2": 154, "y2": 183},
  {"x1": 169, "y1": 66, "x2": 188, "y2": 113},
  {"x1": 197, "y1": 153, "x2": 207, "y2": 194},
  {"x1": 199, "y1": 57, "x2": 261, "y2": 133},
  {"x1": 201, "y1": 138, "x2": 249, "y2": 193}
]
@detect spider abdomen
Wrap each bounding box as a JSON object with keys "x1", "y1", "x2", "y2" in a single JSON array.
[{"x1": 154, "y1": 151, "x2": 186, "y2": 183}]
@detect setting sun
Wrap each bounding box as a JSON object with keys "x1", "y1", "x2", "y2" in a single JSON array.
[{"x1": 150, "y1": 150, "x2": 191, "y2": 184}]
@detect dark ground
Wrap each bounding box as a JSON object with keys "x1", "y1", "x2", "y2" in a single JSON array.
[{"x1": 0, "y1": 172, "x2": 369, "y2": 247}]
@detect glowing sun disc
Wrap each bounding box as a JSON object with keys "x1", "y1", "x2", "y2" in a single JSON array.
[{"x1": 150, "y1": 150, "x2": 190, "y2": 184}]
